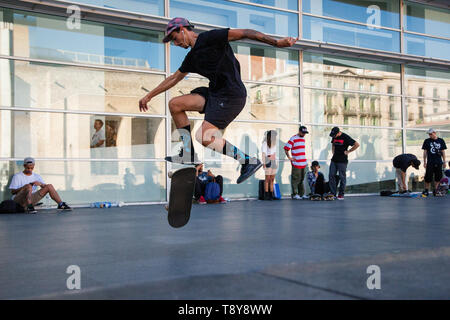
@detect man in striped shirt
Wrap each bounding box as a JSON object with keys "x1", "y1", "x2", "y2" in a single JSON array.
[{"x1": 284, "y1": 126, "x2": 309, "y2": 199}]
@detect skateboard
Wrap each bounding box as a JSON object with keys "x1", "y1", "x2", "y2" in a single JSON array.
[
  {"x1": 323, "y1": 194, "x2": 335, "y2": 201},
  {"x1": 310, "y1": 194, "x2": 322, "y2": 201},
  {"x1": 166, "y1": 167, "x2": 196, "y2": 228},
  {"x1": 391, "y1": 193, "x2": 420, "y2": 198}
]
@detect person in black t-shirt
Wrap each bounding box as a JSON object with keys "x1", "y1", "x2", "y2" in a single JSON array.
[
  {"x1": 328, "y1": 127, "x2": 360, "y2": 200},
  {"x1": 422, "y1": 128, "x2": 447, "y2": 196},
  {"x1": 138, "y1": 17, "x2": 298, "y2": 184},
  {"x1": 392, "y1": 154, "x2": 421, "y2": 193}
]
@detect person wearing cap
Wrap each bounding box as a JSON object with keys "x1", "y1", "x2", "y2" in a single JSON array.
[
  {"x1": 422, "y1": 128, "x2": 447, "y2": 197},
  {"x1": 328, "y1": 127, "x2": 360, "y2": 200},
  {"x1": 194, "y1": 163, "x2": 225, "y2": 204},
  {"x1": 8, "y1": 157, "x2": 72, "y2": 213},
  {"x1": 392, "y1": 154, "x2": 421, "y2": 193},
  {"x1": 138, "y1": 17, "x2": 298, "y2": 185},
  {"x1": 284, "y1": 126, "x2": 309, "y2": 200},
  {"x1": 307, "y1": 161, "x2": 328, "y2": 197}
]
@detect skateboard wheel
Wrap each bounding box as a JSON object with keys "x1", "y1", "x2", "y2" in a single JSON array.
[
  {"x1": 168, "y1": 171, "x2": 174, "y2": 178},
  {"x1": 164, "y1": 204, "x2": 169, "y2": 211}
]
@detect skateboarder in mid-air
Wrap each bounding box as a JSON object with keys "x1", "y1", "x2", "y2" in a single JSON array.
[{"x1": 139, "y1": 17, "x2": 298, "y2": 184}]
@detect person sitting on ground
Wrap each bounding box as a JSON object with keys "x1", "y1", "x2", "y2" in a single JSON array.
[
  {"x1": 392, "y1": 154, "x2": 421, "y2": 194},
  {"x1": 307, "y1": 161, "x2": 329, "y2": 197},
  {"x1": 194, "y1": 163, "x2": 226, "y2": 204},
  {"x1": 9, "y1": 157, "x2": 72, "y2": 213}
]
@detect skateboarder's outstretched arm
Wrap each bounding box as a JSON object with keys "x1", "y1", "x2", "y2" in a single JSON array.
[
  {"x1": 139, "y1": 70, "x2": 188, "y2": 112},
  {"x1": 228, "y1": 29, "x2": 298, "y2": 48}
]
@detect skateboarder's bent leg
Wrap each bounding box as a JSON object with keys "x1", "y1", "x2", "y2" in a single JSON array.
[
  {"x1": 166, "y1": 94, "x2": 205, "y2": 164},
  {"x1": 195, "y1": 120, "x2": 262, "y2": 184}
]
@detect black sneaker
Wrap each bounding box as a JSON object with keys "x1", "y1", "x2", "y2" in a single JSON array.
[
  {"x1": 27, "y1": 205, "x2": 37, "y2": 214},
  {"x1": 57, "y1": 202, "x2": 72, "y2": 211},
  {"x1": 422, "y1": 189, "x2": 429, "y2": 197},
  {"x1": 165, "y1": 147, "x2": 200, "y2": 165},
  {"x1": 236, "y1": 158, "x2": 262, "y2": 184}
]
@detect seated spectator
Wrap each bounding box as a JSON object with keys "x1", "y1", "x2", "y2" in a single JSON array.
[
  {"x1": 194, "y1": 163, "x2": 226, "y2": 204},
  {"x1": 392, "y1": 153, "x2": 421, "y2": 193},
  {"x1": 445, "y1": 161, "x2": 450, "y2": 180},
  {"x1": 9, "y1": 157, "x2": 72, "y2": 213},
  {"x1": 307, "y1": 161, "x2": 328, "y2": 196}
]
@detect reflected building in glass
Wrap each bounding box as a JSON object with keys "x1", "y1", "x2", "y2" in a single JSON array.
[{"x1": 0, "y1": 0, "x2": 449, "y2": 204}]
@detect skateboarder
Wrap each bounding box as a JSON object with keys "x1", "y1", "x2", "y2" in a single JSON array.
[
  {"x1": 328, "y1": 127, "x2": 360, "y2": 200},
  {"x1": 392, "y1": 153, "x2": 421, "y2": 194},
  {"x1": 139, "y1": 17, "x2": 298, "y2": 184},
  {"x1": 422, "y1": 128, "x2": 447, "y2": 197}
]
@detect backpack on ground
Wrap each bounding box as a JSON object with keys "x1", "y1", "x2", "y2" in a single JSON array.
[
  {"x1": 0, "y1": 200, "x2": 25, "y2": 214},
  {"x1": 204, "y1": 181, "x2": 221, "y2": 202}
]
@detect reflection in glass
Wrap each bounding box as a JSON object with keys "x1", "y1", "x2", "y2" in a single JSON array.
[
  {"x1": 307, "y1": 125, "x2": 402, "y2": 161},
  {"x1": 304, "y1": 89, "x2": 402, "y2": 127},
  {"x1": 303, "y1": 15, "x2": 400, "y2": 52},
  {"x1": 404, "y1": 33, "x2": 450, "y2": 61},
  {"x1": 63, "y1": 0, "x2": 164, "y2": 17},
  {"x1": 0, "y1": 58, "x2": 165, "y2": 114},
  {"x1": 309, "y1": 160, "x2": 398, "y2": 193},
  {"x1": 0, "y1": 160, "x2": 166, "y2": 204},
  {"x1": 0, "y1": 7, "x2": 164, "y2": 70},
  {"x1": 0, "y1": 110, "x2": 166, "y2": 159},
  {"x1": 170, "y1": 0, "x2": 298, "y2": 37},
  {"x1": 239, "y1": 0, "x2": 298, "y2": 10},
  {"x1": 405, "y1": 98, "x2": 450, "y2": 130},
  {"x1": 404, "y1": 1, "x2": 450, "y2": 39},
  {"x1": 231, "y1": 43, "x2": 299, "y2": 85},
  {"x1": 170, "y1": 78, "x2": 299, "y2": 122},
  {"x1": 171, "y1": 42, "x2": 299, "y2": 85},
  {"x1": 303, "y1": 0, "x2": 400, "y2": 29},
  {"x1": 405, "y1": 66, "x2": 450, "y2": 99},
  {"x1": 303, "y1": 52, "x2": 401, "y2": 94}
]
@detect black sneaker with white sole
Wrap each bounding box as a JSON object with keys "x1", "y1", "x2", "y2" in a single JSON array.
[
  {"x1": 27, "y1": 205, "x2": 37, "y2": 214},
  {"x1": 57, "y1": 202, "x2": 72, "y2": 211},
  {"x1": 237, "y1": 158, "x2": 262, "y2": 184}
]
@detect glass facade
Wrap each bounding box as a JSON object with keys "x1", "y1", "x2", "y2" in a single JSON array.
[
  {"x1": 1, "y1": 1, "x2": 449, "y2": 205},
  {"x1": 302, "y1": 15, "x2": 401, "y2": 53}
]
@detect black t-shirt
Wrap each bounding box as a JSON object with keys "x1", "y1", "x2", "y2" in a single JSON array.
[
  {"x1": 179, "y1": 28, "x2": 246, "y2": 98},
  {"x1": 331, "y1": 132, "x2": 356, "y2": 163},
  {"x1": 393, "y1": 154, "x2": 418, "y2": 172},
  {"x1": 422, "y1": 138, "x2": 447, "y2": 165}
]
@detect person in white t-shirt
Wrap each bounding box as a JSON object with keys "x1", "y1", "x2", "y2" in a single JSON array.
[
  {"x1": 91, "y1": 119, "x2": 105, "y2": 148},
  {"x1": 9, "y1": 157, "x2": 72, "y2": 213},
  {"x1": 261, "y1": 130, "x2": 278, "y2": 200}
]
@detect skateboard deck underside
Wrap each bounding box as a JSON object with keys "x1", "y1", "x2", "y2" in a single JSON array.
[{"x1": 168, "y1": 167, "x2": 196, "y2": 228}]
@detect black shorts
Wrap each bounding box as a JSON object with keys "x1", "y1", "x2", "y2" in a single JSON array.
[
  {"x1": 191, "y1": 87, "x2": 246, "y2": 129},
  {"x1": 424, "y1": 163, "x2": 443, "y2": 183}
]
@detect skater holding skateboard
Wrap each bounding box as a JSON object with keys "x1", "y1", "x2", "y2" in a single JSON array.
[{"x1": 139, "y1": 17, "x2": 298, "y2": 184}]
